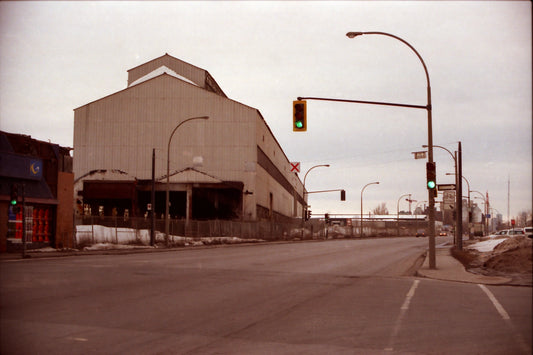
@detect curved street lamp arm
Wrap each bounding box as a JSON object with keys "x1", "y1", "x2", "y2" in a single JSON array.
[
  {"x1": 347, "y1": 31, "x2": 431, "y2": 91},
  {"x1": 471, "y1": 190, "x2": 486, "y2": 201},
  {"x1": 167, "y1": 116, "x2": 210, "y2": 155},
  {"x1": 424, "y1": 144, "x2": 455, "y2": 162},
  {"x1": 303, "y1": 164, "x2": 330, "y2": 190},
  {"x1": 347, "y1": 30, "x2": 436, "y2": 268}
]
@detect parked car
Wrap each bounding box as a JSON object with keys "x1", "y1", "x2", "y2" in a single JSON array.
[
  {"x1": 524, "y1": 227, "x2": 532, "y2": 239},
  {"x1": 508, "y1": 228, "x2": 526, "y2": 236},
  {"x1": 489, "y1": 229, "x2": 525, "y2": 238},
  {"x1": 489, "y1": 230, "x2": 509, "y2": 238}
]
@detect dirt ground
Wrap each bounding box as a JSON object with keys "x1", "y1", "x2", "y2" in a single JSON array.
[{"x1": 457, "y1": 236, "x2": 532, "y2": 286}]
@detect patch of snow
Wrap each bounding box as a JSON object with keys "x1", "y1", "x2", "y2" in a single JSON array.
[
  {"x1": 84, "y1": 243, "x2": 154, "y2": 251},
  {"x1": 129, "y1": 66, "x2": 198, "y2": 87},
  {"x1": 467, "y1": 238, "x2": 508, "y2": 252},
  {"x1": 76, "y1": 225, "x2": 264, "y2": 249},
  {"x1": 29, "y1": 247, "x2": 58, "y2": 253}
]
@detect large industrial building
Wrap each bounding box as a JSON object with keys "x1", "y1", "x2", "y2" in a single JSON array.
[{"x1": 73, "y1": 53, "x2": 305, "y2": 223}]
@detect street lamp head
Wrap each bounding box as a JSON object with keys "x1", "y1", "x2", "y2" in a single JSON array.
[{"x1": 346, "y1": 32, "x2": 364, "y2": 39}]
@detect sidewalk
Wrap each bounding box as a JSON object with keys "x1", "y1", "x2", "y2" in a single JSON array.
[{"x1": 417, "y1": 247, "x2": 512, "y2": 285}]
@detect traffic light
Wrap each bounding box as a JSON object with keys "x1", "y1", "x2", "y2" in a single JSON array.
[
  {"x1": 293, "y1": 100, "x2": 307, "y2": 131},
  {"x1": 340, "y1": 189, "x2": 346, "y2": 201},
  {"x1": 325, "y1": 213, "x2": 330, "y2": 224},
  {"x1": 306, "y1": 209, "x2": 312, "y2": 221},
  {"x1": 10, "y1": 184, "x2": 18, "y2": 206},
  {"x1": 426, "y1": 162, "x2": 436, "y2": 190}
]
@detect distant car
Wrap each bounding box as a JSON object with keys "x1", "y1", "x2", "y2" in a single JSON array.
[
  {"x1": 488, "y1": 229, "x2": 525, "y2": 238},
  {"x1": 439, "y1": 231, "x2": 447, "y2": 236},
  {"x1": 522, "y1": 227, "x2": 532, "y2": 238},
  {"x1": 508, "y1": 229, "x2": 525, "y2": 236},
  {"x1": 488, "y1": 230, "x2": 508, "y2": 238},
  {"x1": 415, "y1": 229, "x2": 425, "y2": 237}
]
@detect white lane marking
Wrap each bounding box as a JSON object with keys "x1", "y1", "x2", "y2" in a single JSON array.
[
  {"x1": 478, "y1": 284, "x2": 531, "y2": 354},
  {"x1": 67, "y1": 337, "x2": 89, "y2": 342},
  {"x1": 401, "y1": 279, "x2": 420, "y2": 310},
  {"x1": 478, "y1": 284, "x2": 510, "y2": 320},
  {"x1": 385, "y1": 279, "x2": 420, "y2": 351}
]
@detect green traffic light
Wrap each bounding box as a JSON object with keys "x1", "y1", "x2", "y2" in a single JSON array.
[
  {"x1": 295, "y1": 121, "x2": 303, "y2": 129},
  {"x1": 10, "y1": 200, "x2": 17, "y2": 206},
  {"x1": 427, "y1": 181, "x2": 436, "y2": 189}
]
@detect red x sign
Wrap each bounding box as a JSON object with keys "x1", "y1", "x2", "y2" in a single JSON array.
[{"x1": 290, "y1": 162, "x2": 300, "y2": 173}]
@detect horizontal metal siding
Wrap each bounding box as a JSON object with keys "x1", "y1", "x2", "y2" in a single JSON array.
[
  {"x1": 74, "y1": 74, "x2": 304, "y2": 219},
  {"x1": 74, "y1": 76, "x2": 256, "y2": 183}
]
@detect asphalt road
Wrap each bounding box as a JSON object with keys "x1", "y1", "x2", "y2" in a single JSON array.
[{"x1": 1, "y1": 237, "x2": 531, "y2": 354}]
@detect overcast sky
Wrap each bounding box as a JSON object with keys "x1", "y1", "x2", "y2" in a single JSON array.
[{"x1": 1, "y1": 1, "x2": 531, "y2": 221}]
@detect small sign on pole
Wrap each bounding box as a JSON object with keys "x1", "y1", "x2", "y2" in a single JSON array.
[
  {"x1": 437, "y1": 184, "x2": 456, "y2": 191},
  {"x1": 443, "y1": 191, "x2": 455, "y2": 210},
  {"x1": 412, "y1": 151, "x2": 427, "y2": 160},
  {"x1": 290, "y1": 162, "x2": 300, "y2": 173}
]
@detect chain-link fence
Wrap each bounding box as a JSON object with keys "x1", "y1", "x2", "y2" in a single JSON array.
[
  {"x1": 74, "y1": 216, "x2": 435, "y2": 248},
  {"x1": 74, "y1": 216, "x2": 328, "y2": 247}
]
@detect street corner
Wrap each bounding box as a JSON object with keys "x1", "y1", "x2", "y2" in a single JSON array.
[{"x1": 417, "y1": 250, "x2": 513, "y2": 285}]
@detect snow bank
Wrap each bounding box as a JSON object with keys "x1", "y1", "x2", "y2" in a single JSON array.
[
  {"x1": 467, "y1": 238, "x2": 507, "y2": 252},
  {"x1": 76, "y1": 225, "x2": 150, "y2": 245},
  {"x1": 76, "y1": 225, "x2": 264, "y2": 249}
]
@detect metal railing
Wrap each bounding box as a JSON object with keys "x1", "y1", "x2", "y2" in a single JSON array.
[{"x1": 74, "y1": 216, "x2": 437, "y2": 248}]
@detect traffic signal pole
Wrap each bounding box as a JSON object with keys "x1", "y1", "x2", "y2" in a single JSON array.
[{"x1": 294, "y1": 31, "x2": 437, "y2": 268}]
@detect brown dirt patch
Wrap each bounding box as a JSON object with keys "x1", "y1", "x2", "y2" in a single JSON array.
[{"x1": 454, "y1": 236, "x2": 532, "y2": 286}]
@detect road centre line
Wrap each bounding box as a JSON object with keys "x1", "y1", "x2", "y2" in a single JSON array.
[{"x1": 384, "y1": 279, "x2": 420, "y2": 351}]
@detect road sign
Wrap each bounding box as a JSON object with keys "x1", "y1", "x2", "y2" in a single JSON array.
[
  {"x1": 290, "y1": 162, "x2": 300, "y2": 173},
  {"x1": 412, "y1": 151, "x2": 426, "y2": 159},
  {"x1": 437, "y1": 184, "x2": 456, "y2": 191},
  {"x1": 443, "y1": 191, "x2": 455, "y2": 210}
]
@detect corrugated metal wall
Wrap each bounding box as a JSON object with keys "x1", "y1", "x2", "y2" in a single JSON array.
[{"x1": 74, "y1": 71, "x2": 304, "y2": 220}]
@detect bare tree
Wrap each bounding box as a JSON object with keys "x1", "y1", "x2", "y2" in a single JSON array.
[
  {"x1": 373, "y1": 202, "x2": 389, "y2": 215},
  {"x1": 516, "y1": 209, "x2": 532, "y2": 227}
]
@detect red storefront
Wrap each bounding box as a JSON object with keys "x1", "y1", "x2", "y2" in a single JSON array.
[{"x1": 0, "y1": 131, "x2": 74, "y2": 252}]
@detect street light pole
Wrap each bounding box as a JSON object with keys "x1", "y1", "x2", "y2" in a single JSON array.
[
  {"x1": 472, "y1": 190, "x2": 489, "y2": 236},
  {"x1": 165, "y1": 116, "x2": 209, "y2": 246},
  {"x1": 414, "y1": 200, "x2": 427, "y2": 232},
  {"x1": 447, "y1": 171, "x2": 471, "y2": 241},
  {"x1": 347, "y1": 31, "x2": 436, "y2": 268},
  {"x1": 424, "y1": 142, "x2": 463, "y2": 249},
  {"x1": 360, "y1": 181, "x2": 379, "y2": 238},
  {"x1": 397, "y1": 193, "x2": 411, "y2": 238},
  {"x1": 302, "y1": 164, "x2": 330, "y2": 222}
]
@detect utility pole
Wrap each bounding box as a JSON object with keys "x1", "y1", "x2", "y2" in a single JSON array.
[
  {"x1": 456, "y1": 142, "x2": 463, "y2": 249},
  {"x1": 150, "y1": 148, "x2": 155, "y2": 246},
  {"x1": 507, "y1": 176, "x2": 510, "y2": 228}
]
